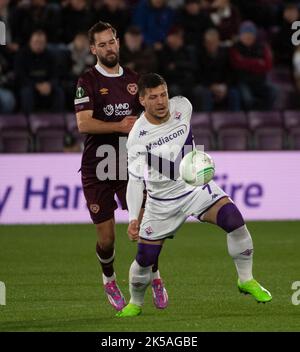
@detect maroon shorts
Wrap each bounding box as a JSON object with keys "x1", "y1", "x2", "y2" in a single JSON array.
[{"x1": 82, "y1": 174, "x2": 128, "y2": 224}]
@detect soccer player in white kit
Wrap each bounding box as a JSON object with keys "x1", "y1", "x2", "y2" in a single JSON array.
[{"x1": 117, "y1": 73, "x2": 272, "y2": 317}]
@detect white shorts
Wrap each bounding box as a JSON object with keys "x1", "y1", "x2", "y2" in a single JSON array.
[{"x1": 139, "y1": 181, "x2": 228, "y2": 241}]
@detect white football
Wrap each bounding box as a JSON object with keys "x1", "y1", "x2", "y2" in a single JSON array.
[{"x1": 179, "y1": 150, "x2": 215, "y2": 186}]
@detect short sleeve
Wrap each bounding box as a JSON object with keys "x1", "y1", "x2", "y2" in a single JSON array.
[
  {"x1": 180, "y1": 96, "x2": 193, "y2": 122},
  {"x1": 172, "y1": 96, "x2": 193, "y2": 123}
]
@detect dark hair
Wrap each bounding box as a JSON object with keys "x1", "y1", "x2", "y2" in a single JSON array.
[
  {"x1": 284, "y1": 3, "x2": 299, "y2": 11},
  {"x1": 138, "y1": 73, "x2": 167, "y2": 96},
  {"x1": 88, "y1": 21, "x2": 117, "y2": 45},
  {"x1": 30, "y1": 29, "x2": 47, "y2": 39},
  {"x1": 126, "y1": 25, "x2": 142, "y2": 36}
]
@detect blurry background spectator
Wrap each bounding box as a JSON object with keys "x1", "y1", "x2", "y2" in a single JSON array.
[
  {"x1": 120, "y1": 26, "x2": 158, "y2": 74},
  {"x1": 232, "y1": 0, "x2": 281, "y2": 29},
  {"x1": 132, "y1": 0, "x2": 175, "y2": 50},
  {"x1": 177, "y1": 0, "x2": 214, "y2": 49},
  {"x1": 209, "y1": 0, "x2": 241, "y2": 46},
  {"x1": 193, "y1": 28, "x2": 240, "y2": 111},
  {"x1": 0, "y1": 47, "x2": 16, "y2": 113},
  {"x1": 64, "y1": 32, "x2": 95, "y2": 110},
  {"x1": 0, "y1": 0, "x2": 19, "y2": 53},
  {"x1": 61, "y1": 0, "x2": 93, "y2": 44},
  {"x1": 67, "y1": 33, "x2": 94, "y2": 78},
  {"x1": 15, "y1": 30, "x2": 65, "y2": 115},
  {"x1": 293, "y1": 45, "x2": 300, "y2": 102},
  {"x1": 91, "y1": 0, "x2": 130, "y2": 41},
  {"x1": 158, "y1": 26, "x2": 197, "y2": 98},
  {"x1": 2, "y1": 0, "x2": 299, "y2": 115},
  {"x1": 273, "y1": 3, "x2": 299, "y2": 67},
  {"x1": 11, "y1": 0, "x2": 62, "y2": 45},
  {"x1": 0, "y1": 0, "x2": 299, "y2": 118},
  {"x1": 168, "y1": 0, "x2": 185, "y2": 10},
  {"x1": 230, "y1": 21, "x2": 277, "y2": 110}
]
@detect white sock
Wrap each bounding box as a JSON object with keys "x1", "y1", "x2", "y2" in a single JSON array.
[
  {"x1": 151, "y1": 269, "x2": 161, "y2": 280},
  {"x1": 129, "y1": 260, "x2": 151, "y2": 306},
  {"x1": 227, "y1": 225, "x2": 253, "y2": 283},
  {"x1": 102, "y1": 272, "x2": 116, "y2": 285}
]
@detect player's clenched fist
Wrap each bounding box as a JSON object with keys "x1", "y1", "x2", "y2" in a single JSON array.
[
  {"x1": 127, "y1": 219, "x2": 139, "y2": 241},
  {"x1": 118, "y1": 116, "x2": 137, "y2": 134}
]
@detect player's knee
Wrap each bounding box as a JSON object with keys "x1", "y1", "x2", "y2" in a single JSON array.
[
  {"x1": 98, "y1": 238, "x2": 114, "y2": 252},
  {"x1": 97, "y1": 238, "x2": 114, "y2": 252},
  {"x1": 136, "y1": 243, "x2": 162, "y2": 267},
  {"x1": 96, "y1": 225, "x2": 115, "y2": 250},
  {"x1": 217, "y1": 202, "x2": 245, "y2": 233}
]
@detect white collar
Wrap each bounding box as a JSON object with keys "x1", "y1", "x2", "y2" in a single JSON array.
[{"x1": 95, "y1": 63, "x2": 124, "y2": 77}]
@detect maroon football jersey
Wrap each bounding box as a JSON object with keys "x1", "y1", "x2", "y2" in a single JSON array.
[{"x1": 74, "y1": 65, "x2": 141, "y2": 176}]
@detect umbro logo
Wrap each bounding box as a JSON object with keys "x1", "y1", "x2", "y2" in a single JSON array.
[
  {"x1": 132, "y1": 282, "x2": 145, "y2": 288},
  {"x1": 139, "y1": 130, "x2": 148, "y2": 138},
  {"x1": 240, "y1": 249, "x2": 253, "y2": 256},
  {"x1": 99, "y1": 88, "x2": 109, "y2": 95}
]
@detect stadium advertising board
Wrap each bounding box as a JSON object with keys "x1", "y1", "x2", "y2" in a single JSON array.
[{"x1": 0, "y1": 152, "x2": 299, "y2": 224}]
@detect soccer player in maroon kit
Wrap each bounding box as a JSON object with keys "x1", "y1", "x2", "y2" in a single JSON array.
[{"x1": 74, "y1": 21, "x2": 168, "y2": 311}]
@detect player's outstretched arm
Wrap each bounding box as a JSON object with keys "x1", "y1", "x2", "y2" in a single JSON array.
[{"x1": 76, "y1": 110, "x2": 137, "y2": 134}]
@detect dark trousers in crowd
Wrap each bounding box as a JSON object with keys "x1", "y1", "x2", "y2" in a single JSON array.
[
  {"x1": 238, "y1": 82, "x2": 278, "y2": 111},
  {"x1": 20, "y1": 84, "x2": 65, "y2": 115},
  {"x1": 192, "y1": 85, "x2": 241, "y2": 112}
]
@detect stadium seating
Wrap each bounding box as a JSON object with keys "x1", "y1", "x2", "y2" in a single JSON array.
[
  {"x1": 65, "y1": 113, "x2": 85, "y2": 146},
  {"x1": 191, "y1": 113, "x2": 214, "y2": 150},
  {"x1": 283, "y1": 110, "x2": 300, "y2": 149},
  {"x1": 29, "y1": 113, "x2": 65, "y2": 152},
  {"x1": 254, "y1": 127, "x2": 284, "y2": 150},
  {"x1": 29, "y1": 113, "x2": 65, "y2": 133},
  {"x1": 0, "y1": 114, "x2": 30, "y2": 153},
  {"x1": 0, "y1": 114, "x2": 28, "y2": 130},
  {"x1": 192, "y1": 128, "x2": 215, "y2": 151},
  {"x1": 191, "y1": 113, "x2": 211, "y2": 129},
  {"x1": 0, "y1": 129, "x2": 30, "y2": 153},
  {"x1": 269, "y1": 67, "x2": 295, "y2": 110},
  {"x1": 287, "y1": 126, "x2": 300, "y2": 150},
  {"x1": 247, "y1": 111, "x2": 284, "y2": 149},
  {"x1": 34, "y1": 128, "x2": 65, "y2": 152},
  {"x1": 2, "y1": 110, "x2": 300, "y2": 152},
  {"x1": 210, "y1": 112, "x2": 249, "y2": 150},
  {"x1": 283, "y1": 110, "x2": 300, "y2": 129},
  {"x1": 248, "y1": 111, "x2": 282, "y2": 130},
  {"x1": 211, "y1": 111, "x2": 248, "y2": 131},
  {"x1": 217, "y1": 128, "x2": 250, "y2": 150}
]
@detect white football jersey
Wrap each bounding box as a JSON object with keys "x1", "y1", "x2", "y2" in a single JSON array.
[{"x1": 127, "y1": 96, "x2": 197, "y2": 200}]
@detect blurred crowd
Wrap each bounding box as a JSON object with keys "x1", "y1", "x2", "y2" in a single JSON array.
[{"x1": 1, "y1": 0, "x2": 300, "y2": 114}]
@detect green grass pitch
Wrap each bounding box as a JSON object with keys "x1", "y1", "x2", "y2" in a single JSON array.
[{"x1": 0, "y1": 221, "x2": 299, "y2": 332}]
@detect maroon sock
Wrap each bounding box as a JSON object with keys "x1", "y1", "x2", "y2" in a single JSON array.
[{"x1": 96, "y1": 243, "x2": 115, "y2": 278}]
